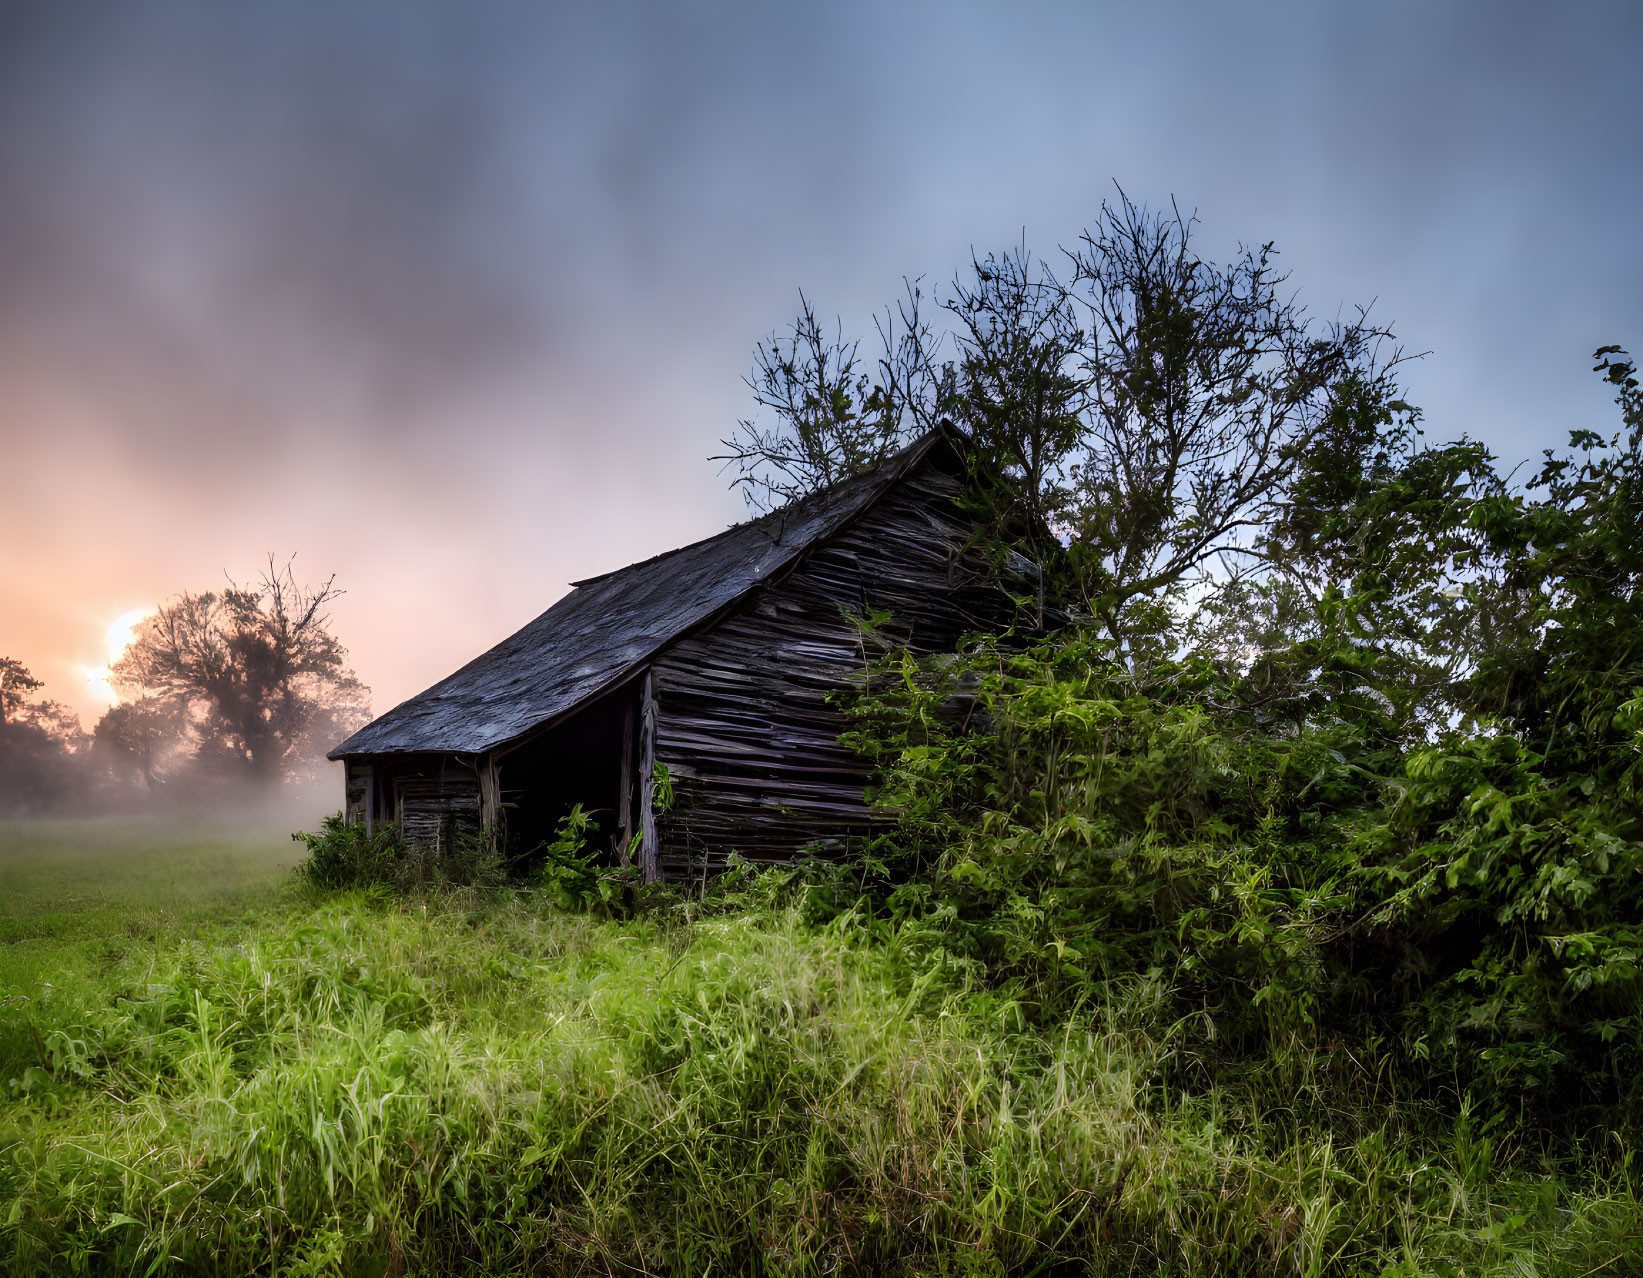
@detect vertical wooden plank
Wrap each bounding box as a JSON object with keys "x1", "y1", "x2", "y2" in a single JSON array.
[
  {"x1": 616, "y1": 699, "x2": 635, "y2": 867},
  {"x1": 365, "y1": 764, "x2": 376, "y2": 837},
  {"x1": 477, "y1": 754, "x2": 502, "y2": 845},
  {"x1": 638, "y1": 668, "x2": 660, "y2": 883},
  {"x1": 393, "y1": 774, "x2": 483, "y2": 852}
]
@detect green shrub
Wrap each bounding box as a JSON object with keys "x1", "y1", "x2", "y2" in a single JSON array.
[
  {"x1": 533, "y1": 803, "x2": 602, "y2": 910},
  {"x1": 290, "y1": 813, "x2": 401, "y2": 890},
  {"x1": 844, "y1": 627, "x2": 1643, "y2": 1131},
  {"x1": 292, "y1": 814, "x2": 506, "y2": 893}
]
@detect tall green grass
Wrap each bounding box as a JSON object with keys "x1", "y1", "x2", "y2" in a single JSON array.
[{"x1": 3, "y1": 839, "x2": 1639, "y2": 1275}]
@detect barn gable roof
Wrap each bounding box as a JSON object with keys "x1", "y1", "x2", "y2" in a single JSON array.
[{"x1": 328, "y1": 430, "x2": 951, "y2": 759}]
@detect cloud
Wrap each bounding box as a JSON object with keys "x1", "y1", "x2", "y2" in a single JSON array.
[{"x1": 0, "y1": 3, "x2": 564, "y2": 456}]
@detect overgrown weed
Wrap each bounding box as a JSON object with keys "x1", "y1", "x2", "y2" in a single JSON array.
[{"x1": 291, "y1": 813, "x2": 507, "y2": 894}]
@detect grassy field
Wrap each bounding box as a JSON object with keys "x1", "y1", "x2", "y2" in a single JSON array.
[
  {"x1": 0, "y1": 817, "x2": 297, "y2": 989},
  {"x1": 2, "y1": 820, "x2": 1640, "y2": 1276}
]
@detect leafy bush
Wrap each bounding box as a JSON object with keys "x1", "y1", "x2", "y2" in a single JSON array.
[
  {"x1": 843, "y1": 628, "x2": 1643, "y2": 1130},
  {"x1": 292, "y1": 814, "x2": 506, "y2": 893},
  {"x1": 827, "y1": 350, "x2": 1643, "y2": 1134},
  {"x1": 848, "y1": 638, "x2": 1364, "y2": 1016},
  {"x1": 1356, "y1": 725, "x2": 1643, "y2": 1113},
  {"x1": 533, "y1": 803, "x2": 602, "y2": 910},
  {"x1": 290, "y1": 812, "x2": 401, "y2": 890}
]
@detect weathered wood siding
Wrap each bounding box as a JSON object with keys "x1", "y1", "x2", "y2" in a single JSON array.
[
  {"x1": 345, "y1": 761, "x2": 371, "y2": 825},
  {"x1": 650, "y1": 459, "x2": 1031, "y2": 877},
  {"x1": 394, "y1": 774, "x2": 482, "y2": 853}
]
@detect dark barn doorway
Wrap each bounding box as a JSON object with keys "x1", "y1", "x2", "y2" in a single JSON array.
[{"x1": 494, "y1": 681, "x2": 639, "y2": 868}]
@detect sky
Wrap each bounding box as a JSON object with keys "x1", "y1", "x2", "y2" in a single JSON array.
[{"x1": 2, "y1": 0, "x2": 1639, "y2": 731}]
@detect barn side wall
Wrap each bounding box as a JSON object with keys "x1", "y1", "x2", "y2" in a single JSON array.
[
  {"x1": 394, "y1": 774, "x2": 483, "y2": 851},
  {"x1": 339, "y1": 754, "x2": 484, "y2": 854},
  {"x1": 649, "y1": 458, "x2": 1031, "y2": 878}
]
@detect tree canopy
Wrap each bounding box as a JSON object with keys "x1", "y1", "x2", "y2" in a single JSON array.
[
  {"x1": 715, "y1": 187, "x2": 1643, "y2": 1145},
  {"x1": 826, "y1": 342, "x2": 1643, "y2": 1133},
  {"x1": 718, "y1": 192, "x2": 1404, "y2": 650},
  {"x1": 108, "y1": 557, "x2": 368, "y2": 784}
]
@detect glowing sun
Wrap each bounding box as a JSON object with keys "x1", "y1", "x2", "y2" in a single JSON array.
[{"x1": 83, "y1": 609, "x2": 151, "y2": 706}]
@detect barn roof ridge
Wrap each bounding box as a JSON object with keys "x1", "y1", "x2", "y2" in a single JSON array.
[
  {"x1": 566, "y1": 465, "x2": 872, "y2": 588},
  {"x1": 328, "y1": 427, "x2": 954, "y2": 760}
]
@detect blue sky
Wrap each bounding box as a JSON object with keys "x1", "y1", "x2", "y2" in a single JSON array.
[{"x1": 2, "y1": 0, "x2": 1638, "y2": 720}]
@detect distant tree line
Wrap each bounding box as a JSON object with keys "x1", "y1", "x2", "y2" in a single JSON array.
[
  {"x1": 0, "y1": 558, "x2": 367, "y2": 816},
  {"x1": 0, "y1": 656, "x2": 92, "y2": 814}
]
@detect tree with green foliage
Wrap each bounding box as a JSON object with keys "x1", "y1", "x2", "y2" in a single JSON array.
[
  {"x1": 1060, "y1": 197, "x2": 1402, "y2": 647},
  {"x1": 1190, "y1": 384, "x2": 1511, "y2": 736}
]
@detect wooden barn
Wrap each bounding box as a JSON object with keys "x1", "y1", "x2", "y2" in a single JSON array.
[{"x1": 328, "y1": 427, "x2": 1038, "y2": 882}]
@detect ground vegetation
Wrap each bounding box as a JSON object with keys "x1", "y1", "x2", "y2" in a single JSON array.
[{"x1": 3, "y1": 825, "x2": 1640, "y2": 1276}]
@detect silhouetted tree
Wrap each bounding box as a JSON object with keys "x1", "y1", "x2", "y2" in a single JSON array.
[
  {"x1": 1059, "y1": 193, "x2": 1401, "y2": 643},
  {"x1": 94, "y1": 696, "x2": 185, "y2": 789},
  {"x1": 717, "y1": 191, "x2": 1406, "y2": 651},
  {"x1": 715, "y1": 284, "x2": 954, "y2": 512},
  {"x1": 109, "y1": 557, "x2": 370, "y2": 783},
  {"x1": 0, "y1": 657, "x2": 43, "y2": 724},
  {"x1": 0, "y1": 659, "x2": 88, "y2": 813},
  {"x1": 946, "y1": 245, "x2": 1087, "y2": 562}
]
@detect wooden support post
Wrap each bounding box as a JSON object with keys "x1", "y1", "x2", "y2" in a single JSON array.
[
  {"x1": 616, "y1": 699, "x2": 635, "y2": 867},
  {"x1": 478, "y1": 755, "x2": 502, "y2": 844},
  {"x1": 364, "y1": 765, "x2": 376, "y2": 837},
  {"x1": 638, "y1": 668, "x2": 660, "y2": 883}
]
